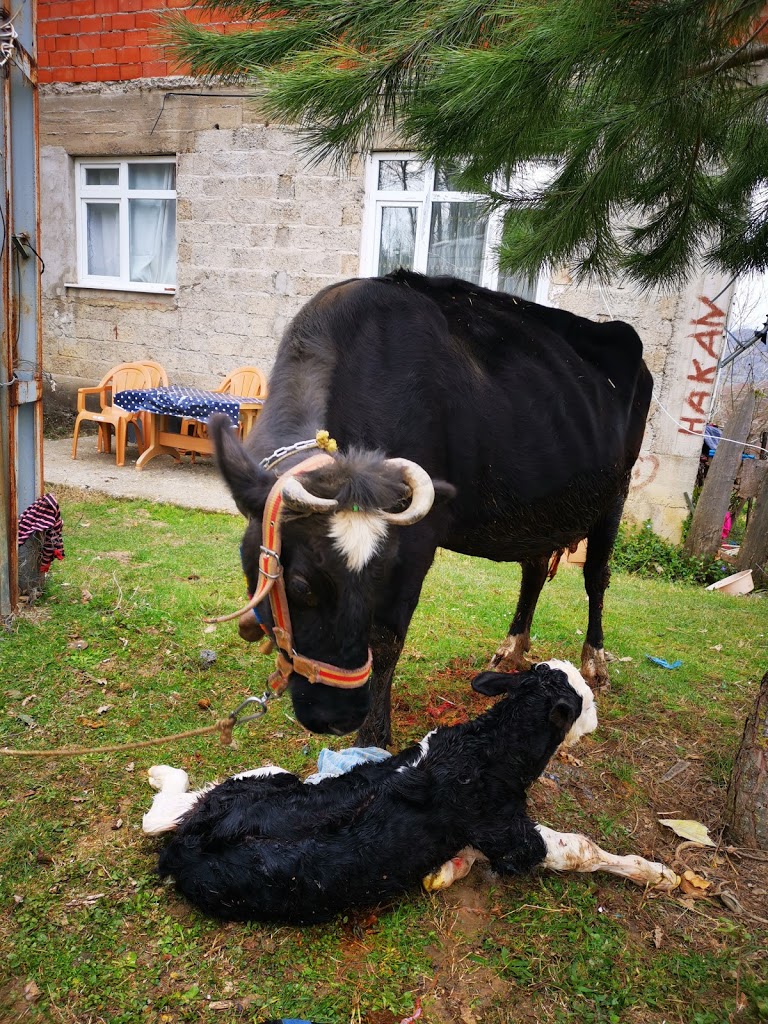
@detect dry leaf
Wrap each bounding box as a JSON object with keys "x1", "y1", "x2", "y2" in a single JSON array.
[
  {"x1": 653, "y1": 925, "x2": 663, "y2": 948},
  {"x1": 68, "y1": 638, "x2": 89, "y2": 651},
  {"x1": 24, "y1": 981, "x2": 41, "y2": 1003},
  {"x1": 659, "y1": 760, "x2": 690, "y2": 783},
  {"x1": 76, "y1": 717, "x2": 104, "y2": 730},
  {"x1": 124, "y1": 762, "x2": 135, "y2": 772},
  {"x1": 203, "y1": 623, "x2": 217, "y2": 634},
  {"x1": 209, "y1": 1001, "x2": 233, "y2": 1011},
  {"x1": 81, "y1": 589, "x2": 92, "y2": 603},
  {"x1": 710, "y1": 644, "x2": 723, "y2": 651},
  {"x1": 658, "y1": 819, "x2": 716, "y2": 846},
  {"x1": 95, "y1": 705, "x2": 112, "y2": 715},
  {"x1": 16, "y1": 714, "x2": 37, "y2": 729},
  {"x1": 111, "y1": 818, "x2": 123, "y2": 830},
  {"x1": 197, "y1": 698, "x2": 212, "y2": 710},
  {"x1": 21, "y1": 694, "x2": 37, "y2": 707},
  {"x1": 679, "y1": 870, "x2": 711, "y2": 897}
]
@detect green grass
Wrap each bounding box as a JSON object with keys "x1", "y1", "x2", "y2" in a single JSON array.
[{"x1": 1, "y1": 488, "x2": 766, "y2": 1024}]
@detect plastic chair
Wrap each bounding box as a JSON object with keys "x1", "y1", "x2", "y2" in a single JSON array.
[
  {"x1": 217, "y1": 366, "x2": 267, "y2": 438},
  {"x1": 96, "y1": 361, "x2": 170, "y2": 455},
  {"x1": 71, "y1": 362, "x2": 154, "y2": 467},
  {"x1": 182, "y1": 366, "x2": 268, "y2": 448}
]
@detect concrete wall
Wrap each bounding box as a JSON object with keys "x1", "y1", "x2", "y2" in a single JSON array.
[
  {"x1": 40, "y1": 79, "x2": 364, "y2": 393},
  {"x1": 39, "y1": 80, "x2": 731, "y2": 541}
]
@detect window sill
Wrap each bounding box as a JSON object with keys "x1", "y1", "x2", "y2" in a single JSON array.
[{"x1": 64, "y1": 282, "x2": 177, "y2": 296}]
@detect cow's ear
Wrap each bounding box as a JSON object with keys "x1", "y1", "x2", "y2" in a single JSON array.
[
  {"x1": 209, "y1": 414, "x2": 273, "y2": 519},
  {"x1": 549, "y1": 698, "x2": 578, "y2": 734},
  {"x1": 433, "y1": 480, "x2": 457, "y2": 505},
  {"x1": 471, "y1": 670, "x2": 526, "y2": 696}
]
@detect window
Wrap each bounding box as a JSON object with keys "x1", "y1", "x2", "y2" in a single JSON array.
[
  {"x1": 74, "y1": 158, "x2": 177, "y2": 293},
  {"x1": 362, "y1": 154, "x2": 547, "y2": 301}
]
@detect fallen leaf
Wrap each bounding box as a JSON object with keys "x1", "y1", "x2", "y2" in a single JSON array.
[
  {"x1": 35, "y1": 851, "x2": 53, "y2": 865},
  {"x1": 678, "y1": 870, "x2": 712, "y2": 898},
  {"x1": 659, "y1": 760, "x2": 690, "y2": 783},
  {"x1": 710, "y1": 644, "x2": 723, "y2": 651},
  {"x1": 76, "y1": 717, "x2": 105, "y2": 730},
  {"x1": 21, "y1": 694, "x2": 37, "y2": 707},
  {"x1": 68, "y1": 638, "x2": 89, "y2": 651},
  {"x1": 95, "y1": 705, "x2": 112, "y2": 715},
  {"x1": 209, "y1": 1001, "x2": 233, "y2": 1011},
  {"x1": 658, "y1": 819, "x2": 716, "y2": 846},
  {"x1": 70, "y1": 796, "x2": 87, "y2": 803},
  {"x1": 719, "y1": 891, "x2": 745, "y2": 914},
  {"x1": 124, "y1": 762, "x2": 135, "y2": 772},
  {"x1": 81, "y1": 589, "x2": 92, "y2": 603},
  {"x1": 6, "y1": 689, "x2": 22, "y2": 699},
  {"x1": 111, "y1": 818, "x2": 123, "y2": 830},
  {"x1": 197, "y1": 698, "x2": 212, "y2": 710},
  {"x1": 203, "y1": 623, "x2": 216, "y2": 634},
  {"x1": 16, "y1": 713, "x2": 37, "y2": 729},
  {"x1": 653, "y1": 926, "x2": 663, "y2": 948},
  {"x1": 24, "y1": 981, "x2": 41, "y2": 1003}
]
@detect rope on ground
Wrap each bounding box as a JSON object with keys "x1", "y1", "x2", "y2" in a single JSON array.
[{"x1": 0, "y1": 717, "x2": 236, "y2": 758}]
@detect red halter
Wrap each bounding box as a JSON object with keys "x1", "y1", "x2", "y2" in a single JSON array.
[{"x1": 247, "y1": 453, "x2": 373, "y2": 695}]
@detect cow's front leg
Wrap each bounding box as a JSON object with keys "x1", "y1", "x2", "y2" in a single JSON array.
[
  {"x1": 355, "y1": 623, "x2": 405, "y2": 749},
  {"x1": 536, "y1": 825, "x2": 679, "y2": 890},
  {"x1": 490, "y1": 556, "x2": 550, "y2": 671},
  {"x1": 581, "y1": 494, "x2": 626, "y2": 689}
]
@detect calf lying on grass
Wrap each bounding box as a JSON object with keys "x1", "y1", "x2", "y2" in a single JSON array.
[{"x1": 144, "y1": 660, "x2": 678, "y2": 923}]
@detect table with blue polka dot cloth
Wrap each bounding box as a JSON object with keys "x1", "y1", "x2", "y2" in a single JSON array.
[{"x1": 114, "y1": 385, "x2": 262, "y2": 426}]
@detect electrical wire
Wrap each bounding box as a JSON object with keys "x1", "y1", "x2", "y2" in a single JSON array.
[{"x1": 652, "y1": 394, "x2": 768, "y2": 456}]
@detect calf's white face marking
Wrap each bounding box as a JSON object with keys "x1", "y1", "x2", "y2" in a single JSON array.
[
  {"x1": 328, "y1": 510, "x2": 389, "y2": 572},
  {"x1": 541, "y1": 658, "x2": 598, "y2": 747}
]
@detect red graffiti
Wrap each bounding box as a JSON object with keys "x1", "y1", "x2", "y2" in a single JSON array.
[{"x1": 677, "y1": 294, "x2": 725, "y2": 436}]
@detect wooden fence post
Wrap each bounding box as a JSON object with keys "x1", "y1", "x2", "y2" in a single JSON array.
[
  {"x1": 736, "y1": 469, "x2": 768, "y2": 587},
  {"x1": 683, "y1": 391, "x2": 756, "y2": 559},
  {"x1": 726, "y1": 671, "x2": 768, "y2": 850}
]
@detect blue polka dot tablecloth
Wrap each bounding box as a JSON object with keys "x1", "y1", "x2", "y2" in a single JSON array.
[{"x1": 113, "y1": 385, "x2": 263, "y2": 426}]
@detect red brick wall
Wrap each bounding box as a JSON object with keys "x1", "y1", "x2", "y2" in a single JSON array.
[{"x1": 37, "y1": 0, "x2": 238, "y2": 84}]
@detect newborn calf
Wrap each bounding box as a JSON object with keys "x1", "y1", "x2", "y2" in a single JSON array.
[{"x1": 146, "y1": 660, "x2": 678, "y2": 923}]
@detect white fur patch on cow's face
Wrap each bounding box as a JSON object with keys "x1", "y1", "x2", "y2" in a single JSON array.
[
  {"x1": 328, "y1": 510, "x2": 389, "y2": 572},
  {"x1": 542, "y1": 659, "x2": 598, "y2": 747}
]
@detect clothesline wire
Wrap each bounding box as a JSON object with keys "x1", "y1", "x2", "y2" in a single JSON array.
[{"x1": 652, "y1": 395, "x2": 768, "y2": 457}]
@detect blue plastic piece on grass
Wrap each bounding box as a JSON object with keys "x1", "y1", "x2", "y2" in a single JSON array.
[{"x1": 645, "y1": 655, "x2": 682, "y2": 670}]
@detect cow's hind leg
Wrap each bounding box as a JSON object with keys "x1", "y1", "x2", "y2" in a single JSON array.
[
  {"x1": 581, "y1": 493, "x2": 626, "y2": 689},
  {"x1": 536, "y1": 825, "x2": 679, "y2": 890},
  {"x1": 422, "y1": 848, "x2": 487, "y2": 892},
  {"x1": 490, "y1": 556, "x2": 550, "y2": 672},
  {"x1": 143, "y1": 765, "x2": 210, "y2": 835}
]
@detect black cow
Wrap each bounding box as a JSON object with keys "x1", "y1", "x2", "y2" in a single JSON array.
[{"x1": 211, "y1": 271, "x2": 652, "y2": 744}]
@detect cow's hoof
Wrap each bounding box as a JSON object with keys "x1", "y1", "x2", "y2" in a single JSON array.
[
  {"x1": 580, "y1": 644, "x2": 610, "y2": 691},
  {"x1": 653, "y1": 865, "x2": 681, "y2": 891},
  {"x1": 489, "y1": 637, "x2": 531, "y2": 673}
]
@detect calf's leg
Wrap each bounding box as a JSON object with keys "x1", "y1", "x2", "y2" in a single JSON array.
[
  {"x1": 143, "y1": 765, "x2": 212, "y2": 835},
  {"x1": 422, "y1": 848, "x2": 487, "y2": 892},
  {"x1": 490, "y1": 556, "x2": 550, "y2": 672},
  {"x1": 536, "y1": 825, "x2": 679, "y2": 890}
]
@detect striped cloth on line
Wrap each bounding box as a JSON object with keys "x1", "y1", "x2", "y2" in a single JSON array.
[{"x1": 18, "y1": 493, "x2": 65, "y2": 572}]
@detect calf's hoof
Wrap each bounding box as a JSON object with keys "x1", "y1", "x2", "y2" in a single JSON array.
[{"x1": 148, "y1": 765, "x2": 190, "y2": 794}]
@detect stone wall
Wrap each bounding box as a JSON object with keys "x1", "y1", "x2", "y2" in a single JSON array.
[{"x1": 39, "y1": 80, "x2": 731, "y2": 540}]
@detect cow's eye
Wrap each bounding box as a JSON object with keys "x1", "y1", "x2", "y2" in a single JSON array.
[{"x1": 288, "y1": 576, "x2": 319, "y2": 607}]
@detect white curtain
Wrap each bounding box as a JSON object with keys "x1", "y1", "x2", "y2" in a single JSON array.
[
  {"x1": 427, "y1": 201, "x2": 487, "y2": 283},
  {"x1": 86, "y1": 203, "x2": 119, "y2": 277},
  {"x1": 129, "y1": 164, "x2": 176, "y2": 285}
]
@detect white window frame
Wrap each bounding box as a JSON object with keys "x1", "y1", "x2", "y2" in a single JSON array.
[
  {"x1": 360, "y1": 152, "x2": 549, "y2": 303},
  {"x1": 72, "y1": 156, "x2": 177, "y2": 295}
]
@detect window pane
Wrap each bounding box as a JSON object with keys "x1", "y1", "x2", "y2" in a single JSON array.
[
  {"x1": 497, "y1": 268, "x2": 537, "y2": 301},
  {"x1": 85, "y1": 167, "x2": 119, "y2": 186},
  {"x1": 86, "y1": 203, "x2": 120, "y2": 277},
  {"x1": 129, "y1": 199, "x2": 177, "y2": 284},
  {"x1": 434, "y1": 162, "x2": 468, "y2": 192},
  {"x1": 377, "y1": 206, "x2": 418, "y2": 275},
  {"x1": 377, "y1": 160, "x2": 425, "y2": 192},
  {"x1": 427, "y1": 201, "x2": 488, "y2": 282},
  {"x1": 128, "y1": 163, "x2": 176, "y2": 190}
]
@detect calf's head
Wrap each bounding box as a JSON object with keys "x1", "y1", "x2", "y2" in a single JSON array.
[{"x1": 211, "y1": 418, "x2": 445, "y2": 735}]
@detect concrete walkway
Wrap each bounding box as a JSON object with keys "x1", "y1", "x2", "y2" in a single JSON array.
[{"x1": 45, "y1": 435, "x2": 239, "y2": 514}]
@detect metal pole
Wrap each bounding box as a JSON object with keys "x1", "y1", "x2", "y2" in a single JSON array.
[{"x1": 0, "y1": 0, "x2": 43, "y2": 618}]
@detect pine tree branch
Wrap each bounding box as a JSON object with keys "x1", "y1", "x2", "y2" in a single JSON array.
[{"x1": 696, "y1": 39, "x2": 768, "y2": 76}]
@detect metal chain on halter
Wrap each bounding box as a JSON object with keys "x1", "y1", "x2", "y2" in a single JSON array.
[{"x1": 259, "y1": 430, "x2": 338, "y2": 473}]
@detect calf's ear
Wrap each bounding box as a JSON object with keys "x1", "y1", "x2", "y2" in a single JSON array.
[
  {"x1": 471, "y1": 670, "x2": 526, "y2": 696},
  {"x1": 549, "y1": 698, "x2": 578, "y2": 734}
]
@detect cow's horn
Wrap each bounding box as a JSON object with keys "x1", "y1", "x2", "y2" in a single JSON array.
[
  {"x1": 381, "y1": 458, "x2": 435, "y2": 525},
  {"x1": 281, "y1": 475, "x2": 339, "y2": 514}
]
